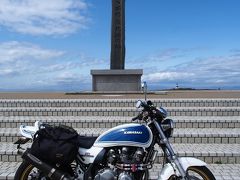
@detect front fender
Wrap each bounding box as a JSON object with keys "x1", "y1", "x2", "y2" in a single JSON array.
[{"x1": 158, "y1": 157, "x2": 207, "y2": 180}]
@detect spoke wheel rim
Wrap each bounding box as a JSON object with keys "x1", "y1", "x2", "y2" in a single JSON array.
[{"x1": 186, "y1": 167, "x2": 210, "y2": 180}]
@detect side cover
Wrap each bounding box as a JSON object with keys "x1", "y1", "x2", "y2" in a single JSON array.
[{"x1": 94, "y1": 123, "x2": 153, "y2": 148}]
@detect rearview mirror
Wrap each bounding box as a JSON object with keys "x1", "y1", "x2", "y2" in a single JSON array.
[
  {"x1": 141, "y1": 81, "x2": 147, "y2": 90},
  {"x1": 136, "y1": 100, "x2": 142, "y2": 108}
]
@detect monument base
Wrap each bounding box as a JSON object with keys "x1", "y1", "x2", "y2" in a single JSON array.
[{"x1": 91, "y1": 69, "x2": 143, "y2": 91}]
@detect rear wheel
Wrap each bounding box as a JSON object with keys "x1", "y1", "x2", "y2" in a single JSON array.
[
  {"x1": 14, "y1": 161, "x2": 48, "y2": 180},
  {"x1": 169, "y1": 166, "x2": 216, "y2": 180}
]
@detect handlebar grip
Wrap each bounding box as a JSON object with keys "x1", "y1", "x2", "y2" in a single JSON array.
[
  {"x1": 132, "y1": 113, "x2": 143, "y2": 121},
  {"x1": 132, "y1": 116, "x2": 139, "y2": 121}
]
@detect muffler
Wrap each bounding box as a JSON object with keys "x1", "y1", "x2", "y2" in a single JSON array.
[{"x1": 22, "y1": 150, "x2": 72, "y2": 180}]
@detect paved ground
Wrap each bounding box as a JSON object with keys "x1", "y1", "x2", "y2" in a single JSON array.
[
  {"x1": 0, "y1": 90, "x2": 240, "y2": 99},
  {"x1": 1, "y1": 162, "x2": 240, "y2": 180},
  {"x1": 0, "y1": 94, "x2": 239, "y2": 179}
]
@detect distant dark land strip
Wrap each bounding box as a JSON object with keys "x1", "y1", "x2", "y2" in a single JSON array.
[{"x1": 0, "y1": 90, "x2": 240, "y2": 99}]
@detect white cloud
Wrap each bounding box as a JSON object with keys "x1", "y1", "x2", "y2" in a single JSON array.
[
  {"x1": 38, "y1": 62, "x2": 78, "y2": 73},
  {"x1": 143, "y1": 72, "x2": 194, "y2": 82},
  {"x1": 0, "y1": 40, "x2": 101, "y2": 91},
  {"x1": 56, "y1": 71, "x2": 78, "y2": 82},
  {"x1": 141, "y1": 49, "x2": 240, "y2": 89},
  {"x1": 0, "y1": 41, "x2": 64, "y2": 63},
  {"x1": 30, "y1": 71, "x2": 90, "y2": 91},
  {"x1": 0, "y1": 41, "x2": 66, "y2": 80},
  {"x1": 174, "y1": 56, "x2": 240, "y2": 79},
  {"x1": 0, "y1": 0, "x2": 89, "y2": 35},
  {"x1": 0, "y1": 68, "x2": 17, "y2": 76}
]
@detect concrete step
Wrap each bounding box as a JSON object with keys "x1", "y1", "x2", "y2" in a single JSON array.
[
  {"x1": 1, "y1": 116, "x2": 240, "y2": 128},
  {"x1": 1, "y1": 162, "x2": 240, "y2": 180},
  {"x1": 0, "y1": 99, "x2": 240, "y2": 107},
  {"x1": 1, "y1": 128, "x2": 240, "y2": 144},
  {"x1": 1, "y1": 143, "x2": 240, "y2": 164},
  {"x1": 0, "y1": 107, "x2": 240, "y2": 116},
  {"x1": 150, "y1": 164, "x2": 240, "y2": 180}
]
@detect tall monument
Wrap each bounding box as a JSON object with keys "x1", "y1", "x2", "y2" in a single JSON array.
[
  {"x1": 91, "y1": 0, "x2": 142, "y2": 91},
  {"x1": 110, "y1": 0, "x2": 125, "y2": 69}
]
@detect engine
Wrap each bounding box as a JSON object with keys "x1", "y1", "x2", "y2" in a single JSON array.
[{"x1": 94, "y1": 147, "x2": 146, "y2": 180}]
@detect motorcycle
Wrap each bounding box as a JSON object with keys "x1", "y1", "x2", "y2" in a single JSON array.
[{"x1": 14, "y1": 98, "x2": 216, "y2": 179}]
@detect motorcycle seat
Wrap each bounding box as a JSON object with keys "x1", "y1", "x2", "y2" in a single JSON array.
[{"x1": 77, "y1": 136, "x2": 98, "y2": 149}]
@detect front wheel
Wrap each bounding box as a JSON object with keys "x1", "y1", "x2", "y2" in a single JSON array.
[
  {"x1": 169, "y1": 166, "x2": 216, "y2": 180},
  {"x1": 14, "y1": 161, "x2": 48, "y2": 180}
]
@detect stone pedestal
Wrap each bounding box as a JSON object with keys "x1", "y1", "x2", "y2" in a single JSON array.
[{"x1": 91, "y1": 69, "x2": 143, "y2": 91}]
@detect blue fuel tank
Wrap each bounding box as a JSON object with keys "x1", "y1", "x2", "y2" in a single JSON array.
[{"x1": 94, "y1": 123, "x2": 153, "y2": 148}]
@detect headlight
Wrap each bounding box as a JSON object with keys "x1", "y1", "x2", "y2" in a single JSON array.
[{"x1": 161, "y1": 119, "x2": 174, "y2": 138}]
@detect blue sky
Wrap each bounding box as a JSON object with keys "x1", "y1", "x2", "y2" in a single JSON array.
[{"x1": 0, "y1": 0, "x2": 240, "y2": 91}]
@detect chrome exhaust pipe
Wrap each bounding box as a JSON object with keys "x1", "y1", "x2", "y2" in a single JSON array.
[{"x1": 22, "y1": 150, "x2": 71, "y2": 180}]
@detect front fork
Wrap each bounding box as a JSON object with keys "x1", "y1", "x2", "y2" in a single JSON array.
[{"x1": 153, "y1": 120, "x2": 187, "y2": 179}]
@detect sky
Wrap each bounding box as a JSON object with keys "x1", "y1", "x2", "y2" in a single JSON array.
[{"x1": 0, "y1": 0, "x2": 240, "y2": 91}]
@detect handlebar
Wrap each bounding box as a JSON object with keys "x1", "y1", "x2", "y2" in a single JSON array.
[
  {"x1": 132, "y1": 116, "x2": 139, "y2": 121},
  {"x1": 134, "y1": 100, "x2": 166, "y2": 122},
  {"x1": 132, "y1": 113, "x2": 143, "y2": 121}
]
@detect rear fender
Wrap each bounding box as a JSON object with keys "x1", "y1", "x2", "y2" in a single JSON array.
[{"x1": 158, "y1": 157, "x2": 207, "y2": 180}]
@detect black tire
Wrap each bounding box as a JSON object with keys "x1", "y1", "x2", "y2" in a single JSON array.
[
  {"x1": 14, "y1": 161, "x2": 47, "y2": 180},
  {"x1": 187, "y1": 166, "x2": 216, "y2": 180},
  {"x1": 14, "y1": 161, "x2": 33, "y2": 180},
  {"x1": 143, "y1": 170, "x2": 149, "y2": 180},
  {"x1": 169, "y1": 166, "x2": 216, "y2": 180}
]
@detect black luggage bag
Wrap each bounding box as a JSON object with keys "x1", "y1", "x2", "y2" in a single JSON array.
[{"x1": 30, "y1": 124, "x2": 79, "y2": 166}]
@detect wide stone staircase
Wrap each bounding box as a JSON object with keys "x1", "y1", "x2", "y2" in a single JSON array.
[{"x1": 0, "y1": 98, "x2": 240, "y2": 179}]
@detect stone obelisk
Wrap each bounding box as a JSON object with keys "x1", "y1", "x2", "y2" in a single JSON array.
[
  {"x1": 91, "y1": 0, "x2": 142, "y2": 91},
  {"x1": 110, "y1": 0, "x2": 125, "y2": 69}
]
